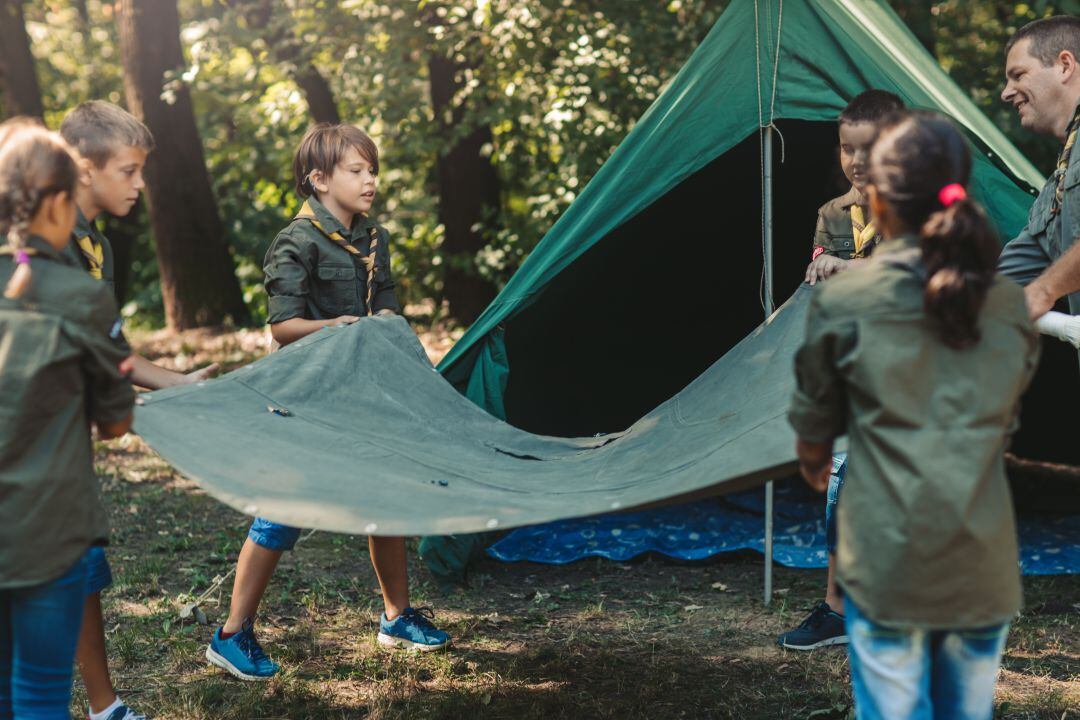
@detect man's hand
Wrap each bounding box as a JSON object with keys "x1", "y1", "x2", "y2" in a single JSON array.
[
  {"x1": 795, "y1": 438, "x2": 833, "y2": 492},
  {"x1": 805, "y1": 255, "x2": 847, "y2": 286},
  {"x1": 375, "y1": 309, "x2": 396, "y2": 317},
  {"x1": 333, "y1": 314, "x2": 361, "y2": 326},
  {"x1": 182, "y1": 363, "x2": 221, "y2": 384},
  {"x1": 1025, "y1": 281, "x2": 1058, "y2": 320}
]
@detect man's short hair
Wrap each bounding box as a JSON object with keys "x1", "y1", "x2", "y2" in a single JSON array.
[
  {"x1": 839, "y1": 90, "x2": 906, "y2": 126},
  {"x1": 59, "y1": 101, "x2": 154, "y2": 168},
  {"x1": 293, "y1": 123, "x2": 379, "y2": 198},
  {"x1": 1006, "y1": 16, "x2": 1080, "y2": 67}
]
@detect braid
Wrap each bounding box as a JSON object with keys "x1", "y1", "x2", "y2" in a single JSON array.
[{"x1": 0, "y1": 120, "x2": 78, "y2": 299}]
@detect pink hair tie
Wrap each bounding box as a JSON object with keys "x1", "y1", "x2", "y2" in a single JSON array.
[
  {"x1": 14, "y1": 250, "x2": 30, "y2": 265},
  {"x1": 938, "y1": 183, "x2": 967, "y2": 207}
]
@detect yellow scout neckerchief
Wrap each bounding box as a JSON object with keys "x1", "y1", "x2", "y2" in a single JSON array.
[
  {"x1": 76, "y1": 235, "x2": 104, "y2": 280},
  {"x1": 1052, "y1": 103, "x2": 1080, "y2": 216},
  {"x1": 295, "y1": 200, "x2": 380, "y2": 313},
  {"x1": 849, "y1": 204, "x2": 877, "y2": 258}
]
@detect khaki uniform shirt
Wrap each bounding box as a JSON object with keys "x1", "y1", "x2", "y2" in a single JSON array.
[
  {"x1": 263, "y1": 197, "x2": 400, "y2": 324},
  {"x1": 62, "y1": 208, "x2": 116, "y2": 295},
  {"x1": 789, "y1": 236, "x2": 1039, "y2": 629},
  {"x1": 0, "y1": 237, "x2": 134, "y2": 589},
  {"x1": 812, "y1": 187, "x2": 881, "y2": 261}
]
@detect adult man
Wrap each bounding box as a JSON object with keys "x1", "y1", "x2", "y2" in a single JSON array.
[{"x1": 999, "y1": 16, "x2": 1080, "y2": 316}]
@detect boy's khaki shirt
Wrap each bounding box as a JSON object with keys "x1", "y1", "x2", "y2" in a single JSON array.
[
  {"x1": 0, "y1": 237, "x2": 134, "y2": 589},
  {"x1": 812, "y1": 186, "x2": 881, "y2": 261},
  {"x1": 789, "y1": 236, "x2": 1040, "y2": 629},
  {"x1": 63, "y1": 208, "x2": 117, "y2": 294},
  {"x1": 263, "y1": 197, "x2": 400, "y2": 324}
]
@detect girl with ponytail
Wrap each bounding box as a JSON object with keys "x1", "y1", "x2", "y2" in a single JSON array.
[
  {"x1": 0, "y1": 119, "x2": 135, "y2": 717},
  {"x1": 788, "y1": 111, "x2": 1040, "y2": 720}
]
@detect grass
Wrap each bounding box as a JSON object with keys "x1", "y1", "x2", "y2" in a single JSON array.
[{"x1": 62, "y1": 327, "x2": 1080, "y2": 719}]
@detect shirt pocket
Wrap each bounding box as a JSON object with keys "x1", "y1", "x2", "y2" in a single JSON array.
[
  {"x1": 1059, "y1": 162, "x2": 1080, "y2": 253},
  {"x1": 314, "y1": 263, "x2": 360, "y2": 316},
  {"x1": 822, "y1": 233, "x2": 856, "y2": 259}
]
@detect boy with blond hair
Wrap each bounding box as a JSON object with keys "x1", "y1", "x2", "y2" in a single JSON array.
[{"x1": 60, "y1": 100, "x2": 217, "y2": 720}]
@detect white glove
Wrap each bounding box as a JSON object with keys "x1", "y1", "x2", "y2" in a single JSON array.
[{"x1": 1034, "y1": 311, "x2": 1080, "y2": 349}]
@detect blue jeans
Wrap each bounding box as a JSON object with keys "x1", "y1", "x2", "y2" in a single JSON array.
[
  {"x1": 248, "y1": 517, "x2": 302, "y2": 552},
  {"x1": 0, "y1": 553, "x2": 89, "y2": 720},
  {"x1": 85, "y1": 546, "x2": 112, "y2": 596},
  {"x1": 845, "y1": 598, "x2": 1009, "y2": 720},
  {"x1": 825, "y1": 453, "x2": 847, "y2": 554}
]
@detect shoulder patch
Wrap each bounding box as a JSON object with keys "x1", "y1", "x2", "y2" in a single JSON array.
[{"x1": 109, "y1": 317, "x2": 124, "y2": 340}]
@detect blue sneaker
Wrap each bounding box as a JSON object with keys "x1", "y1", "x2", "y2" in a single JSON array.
[
  {"x1": 377, "y1": 607, "x2": 451, "y2": 651},
  {"x1": 205, "y1": 618, "x2": 280, "y2": 681}
]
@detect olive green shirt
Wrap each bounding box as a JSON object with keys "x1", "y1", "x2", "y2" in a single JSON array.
[
  {"x1": 263, "y1": 197, "x2": 400, "y2": 324},
  {"x1": 789, "y1": 236, "x2": 1039, "y2": 629},
  {"x1": 812, "y1": 186, "x2": 881, "y2": 261},
  {"x1": 62, "y1": 208, "x2": 116, "y2": 295},
  {"x1": 0, "y1": 237, "x2": 134, "y2": 589}
]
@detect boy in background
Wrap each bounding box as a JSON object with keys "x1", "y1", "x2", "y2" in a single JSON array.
[{"x1": 778, "y1": 90, "x2": 905, "y2": 651}]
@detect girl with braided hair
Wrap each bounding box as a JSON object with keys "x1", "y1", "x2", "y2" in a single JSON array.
[
  {"x1": 0, "y1": 120, "x2": 135, "y2": 718},
  {"x1": 788, "y1": 111, "x2": 1040, "y2": 719}
]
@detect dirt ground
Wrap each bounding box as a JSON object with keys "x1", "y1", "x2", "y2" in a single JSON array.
[{"x1": 66, "y1": 323, "x2": 1080, "y2": 719}]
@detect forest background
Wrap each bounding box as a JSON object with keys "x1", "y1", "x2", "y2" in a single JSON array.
[{"x1": 0, "y1": 0, "x2": 1076, "y2": 331}]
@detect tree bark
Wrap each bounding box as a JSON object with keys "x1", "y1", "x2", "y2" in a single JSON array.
[
  {"x1": 0, "y1": 0, "x2": 44, "y2": 119},
  {"x1": 117, "y1": 0, "x2": 249, "y2": 329},
  {"x1": 428, "y1": 52, "x2": 500, "y2": 323}
]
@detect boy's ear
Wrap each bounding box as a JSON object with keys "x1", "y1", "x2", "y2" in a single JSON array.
[
  {"x1": 75, "y1": 154, "x2": 95, "y2": 188},
  {"x1": 309, "y1": 169, "x2": 330, "y2": 194}
]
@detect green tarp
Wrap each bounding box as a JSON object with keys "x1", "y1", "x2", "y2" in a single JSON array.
[{"x1": 136, "y1": 302, "x2": 807, "y2": 535}]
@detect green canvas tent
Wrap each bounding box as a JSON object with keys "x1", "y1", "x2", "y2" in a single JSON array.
[
  {"x1": 425, "y1": 0, "x2": 1078, "y2": 577},
  {"x1": 438, "y1": 0, "x2": 1045, "y2": 427}
]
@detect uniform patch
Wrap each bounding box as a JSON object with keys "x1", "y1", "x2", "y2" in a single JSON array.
[
  {"x1": 811, "y1": 246, "x2": 825, "y2": 261},
  {"x1": 109, "y1": 318, "x2": 123, "y2": 339}
]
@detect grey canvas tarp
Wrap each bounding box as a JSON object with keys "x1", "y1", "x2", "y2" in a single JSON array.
[{"x1": 135, "y1": 287, "x2": 815, "y2": 536}]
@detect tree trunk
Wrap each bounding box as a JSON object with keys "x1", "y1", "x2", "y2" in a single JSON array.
[
  {"x1": 428, "y1": 53, "x2": 500, "y2": 323},
  {"x1": 117, "y1": 0, "x2": 249, "y2": 329},
  {"x1": 0, "y1": 0, "x2": 44, "y2": 119},
  {"x1": 230, "y1": 0, "x2": 341, "y2": 125}
]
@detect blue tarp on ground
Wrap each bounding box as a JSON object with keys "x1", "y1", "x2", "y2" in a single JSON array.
[{"x1": 487, "y1": 479, "x2": 1080, "y2": 576}]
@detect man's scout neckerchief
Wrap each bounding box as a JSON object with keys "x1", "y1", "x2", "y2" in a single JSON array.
[{"x1": 1052, "y1": 103, "x2": 1080, "y2": 216}]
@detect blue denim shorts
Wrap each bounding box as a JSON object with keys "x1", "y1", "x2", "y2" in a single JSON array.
[
  {"x1": 248, "y1": 518, "x2": 302, "y2": 552},
  {"x1": 844, "y1": 598, "x2": 1009, "y2": 720},
  {"x1": 824, "y1": 452, "x2": 848, "y2": 554},
  {"x1": 84, "y1": 545, "x2": 113, "y2": 596}
]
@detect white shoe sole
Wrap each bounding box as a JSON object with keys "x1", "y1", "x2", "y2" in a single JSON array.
[
  {"x1": 205, "y1": 645, "x2": 275, "y2": 681},
  {"x1": 377, "y1": 632, "x2": 450, "y2": 652},
  {"x1": 780, "y1": 634, "x2": 850, "y2": 651}
]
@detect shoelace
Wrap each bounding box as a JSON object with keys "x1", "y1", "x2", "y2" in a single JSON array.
[
  {"x1": 235, "y1": 628, "x2": 271, "y2": 664},
  {"x1": 404, "y1": 606, "x2": 438, "y2": 630},
  {"x1": 798, "y1": 604, "x2": 830, "y2": 631}
]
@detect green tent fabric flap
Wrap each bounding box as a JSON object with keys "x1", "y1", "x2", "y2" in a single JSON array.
[
  {"x1": 438, "y1": 0, "x2": 1041, "y2": 403},
  {"x1": 136, "y1": 299, "x2": 812, "y2": 536}
]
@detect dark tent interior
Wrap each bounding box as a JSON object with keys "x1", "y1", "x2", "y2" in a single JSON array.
[{"x1": 501, "y1": 120, "x2": 1080, "y2": 481}]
